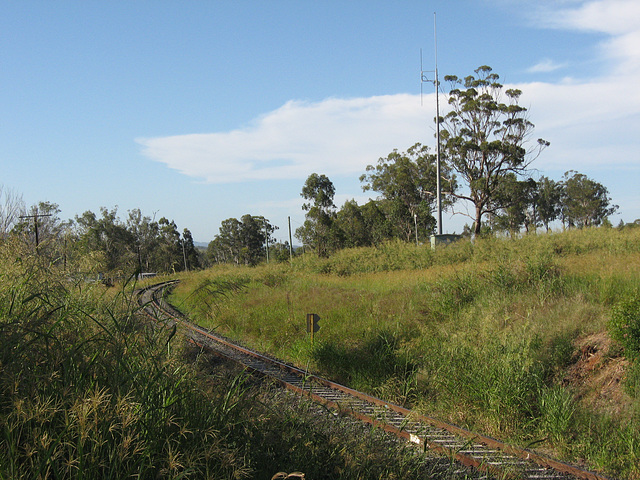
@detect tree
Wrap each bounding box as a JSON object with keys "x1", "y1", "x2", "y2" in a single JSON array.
[
  {"x1": 154, "y1": 217, "x2": 183, "y2": 273},
  {"x1": 440, "y1": 65, "x2": 548, "y2": 235},
  {"x1": 360, "y1": 200, "x2": 392, "y2": 245},
  {"x1": 0, "y1": 185, "x2": 24, "y2": 239},
  {"x1": 181, "y1": 228, "x2": 201, "y2": 270},
  {"x1": 360, "y1": 143, "x2": 455, "y2": 242},
  {"x1": 296, "y1": 173, "x2": 337, "y2": 257},
  {"x1": 75, "y1": 207, "x2": 136, "y2": 274},
  {"x1": 492, "y1": 175, "x2": 537, "y2": 236},
  {"x1": 127, "y1": 208, "x2": 160, "y2": 272},
  {"x1": 239, "y1": 214, "x2": 275, "y2": 266},
  {"x1": 17, "y1": 201, "x2": 66, "y2": 250},
  {"x1": 335, "y1": 199, "x2": 369, "y2": 248},
  {"x1": 535, "y1": 176, "x2": 563, "y2": 232},
  {"x1": 208, "y1": 215, "x2": 276, "y2": 266},
  {"x1": 206, "y1": 236, "x2": 228, "y2": 264},
  {"x1": 561, "y1": 171, "x2": 618, "y2": 228},
  {"x1": 268, "y1": 241, "x2": 293, "y2": 263}
]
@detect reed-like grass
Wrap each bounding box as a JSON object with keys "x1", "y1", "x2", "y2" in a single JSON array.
[{"x1": 173, "y1": 227, "x2": 640, "y2": 479}]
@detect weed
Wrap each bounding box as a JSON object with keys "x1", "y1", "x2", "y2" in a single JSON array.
[{"x1": 537, "y1": 385, "x2": 576, "y2": 446}]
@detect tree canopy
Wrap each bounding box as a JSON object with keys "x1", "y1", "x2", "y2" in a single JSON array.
[
  {"x1": 440, "y1": 65, "x2": 549, "y2": 235},
  {"x1": 296, "y1": 173, "x2": 338, "y2": 257},
  {"x1": 207, "y1": 214, "x2": 278, "y2": 266},
  {"x1": 360, "y1": 143, "x2": 456, "y2": 242},
  {"x1": 561, "y1": 171, "x2": 618, "y2": 228}
]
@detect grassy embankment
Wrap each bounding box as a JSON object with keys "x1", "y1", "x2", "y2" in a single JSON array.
[
  {"x1": 172, "y1": 227, "x2": 640, "y2": 479},
  {"x1": 0, "y1": 238, "x2": 464, "y2": 479}
]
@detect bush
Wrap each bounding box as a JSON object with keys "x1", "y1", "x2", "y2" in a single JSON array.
[{"x1": 609, "y1": 295, "x2": 640, "y2": 360}]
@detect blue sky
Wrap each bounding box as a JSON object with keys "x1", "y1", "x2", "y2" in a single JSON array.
[{"x1": 2, "y1": 0, "x2": 639, "y2": 243}]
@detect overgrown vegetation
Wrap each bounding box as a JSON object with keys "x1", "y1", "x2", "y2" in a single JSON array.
[
  {"x1": 0, "y1": 237, "x2": 477, "y2": 479},
  {"x1": 173, "y1": 227, "x2": 640, "y2": 479}
]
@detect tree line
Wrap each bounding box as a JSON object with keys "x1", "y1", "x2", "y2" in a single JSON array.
[
  {"x1": 290, "y1": 66, "x2": 620, "y2": 256},
  {"x1": 194, "y1": 66, "x2": 623, "y2": 264},
  {"x1": 1, "y1": 66, "x2": 626, "y2": 272},
  {"x1": 0, "y1": 194, "x2": 201, "y2": 279}
]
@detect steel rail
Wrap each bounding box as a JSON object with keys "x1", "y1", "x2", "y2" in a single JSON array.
[{"x1": 137, "y1": 281, "x2": 613, "y2": 480}]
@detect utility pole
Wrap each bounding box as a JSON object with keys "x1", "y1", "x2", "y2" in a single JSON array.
[
  {"x1": 288, "y1": 216, "x2": 294, "y2": 261},
  {"x1": 434, "y1": 12, "x2": 442, "y2": 236},
  {"x1": 181, "y1": 239, "x2": 188, "y2": 271},
  {"x1": 19, "y1": 209, "x2": 52, "y2": 248}
]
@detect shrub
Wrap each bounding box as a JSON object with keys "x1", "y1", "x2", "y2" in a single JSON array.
[{"x1": 609, "y1": 295, "x2": 640, "y2": 360}]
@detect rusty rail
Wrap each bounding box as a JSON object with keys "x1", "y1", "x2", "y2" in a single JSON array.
[{"x1": 138, "y1": 281, "x2": 613, "y2": 480}]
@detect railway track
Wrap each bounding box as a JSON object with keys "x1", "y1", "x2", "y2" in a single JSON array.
[{"x1": 138, "y1": 280, "x2": 612, "y2": 480}]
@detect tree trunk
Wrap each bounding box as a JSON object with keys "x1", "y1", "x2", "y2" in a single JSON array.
[{"x1": 474, "y1": 204, "x2": 483, "y2": 235}]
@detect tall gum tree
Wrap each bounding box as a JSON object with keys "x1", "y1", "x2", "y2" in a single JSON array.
[
  {"x1": 440, "y1": 66, "x2": 549, "y2": 235},
  {"x1": 296, "y1": 173, "x2": 337, "y2": 257}
]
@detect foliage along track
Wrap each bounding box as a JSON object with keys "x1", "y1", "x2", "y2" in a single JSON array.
[{"x1": 137, "y1": 280, "x2": 613, "y2": 480}]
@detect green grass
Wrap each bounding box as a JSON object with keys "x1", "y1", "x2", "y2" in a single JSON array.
[
  {"x1": 0, "y1": 238, "x2": 477, "y2": 479},
  {"x1": 172, "y1": 227, "x2": 640, "y2": 479}
]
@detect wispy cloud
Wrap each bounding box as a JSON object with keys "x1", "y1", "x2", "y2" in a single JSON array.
[
  {"x1": 527, "y1": 58, "x2": 567, "y2": 73},
  {"x1": 531, "y1": 0, "x2": 640, "y2": 74}
]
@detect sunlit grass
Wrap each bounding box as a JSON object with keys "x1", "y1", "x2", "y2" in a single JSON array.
[{"x1": 173, "y1": 227, "x2": 640, "y2": 479}]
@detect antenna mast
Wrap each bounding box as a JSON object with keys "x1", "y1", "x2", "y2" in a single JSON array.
[
  {"x1": 421, "y1": 13, "x2": 442, "y2": 235},
  {"x1": 434, "y1": 12, "x2": 442, "y2": 235}
]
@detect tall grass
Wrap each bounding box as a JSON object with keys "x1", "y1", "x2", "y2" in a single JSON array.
[
  {"x1": 173, "y1": 227, "x2": 640, "y2": 479},
  {"x1": 0, "y1": 239, "x2": 477, "y2": 479}
]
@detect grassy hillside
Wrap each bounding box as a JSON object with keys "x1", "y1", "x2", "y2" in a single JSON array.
[
  {"x1": 172, "y1": 227, "x2": 640, "y2": 479},
  {"x1": 0, "y1": 238, "x2": 462, "y2": 479}
]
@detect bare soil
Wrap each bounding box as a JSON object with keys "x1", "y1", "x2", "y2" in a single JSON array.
[{"x1": 563, "y1": 331, "x2": 634, "y2": 417}]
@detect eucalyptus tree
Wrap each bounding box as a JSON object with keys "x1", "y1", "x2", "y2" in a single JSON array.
[
  {"x1": 295, "y1": 173, "x2": 337, "y2": 257},
  {"x1": 536, "y1": 176, "x2": 563, "y2": 231},
  {"x1": 208, "y1": 215, "x2": 276, "y2": 265},
  {"x1": 153, "y1": 217, "x2": 183, "y2": 273},
  {"x1": 335, "y1": 199, "x2": 369, "y2": 248},
  {"x1": 239, "y1": 214, "x2": 276, "y2": 265},
  {"x1": 127, "y1": 208, "x2": 160, "y2": 272},
  {"x1": 214, "y1": 217, "x2": 243, "y2": 264},
  {"x1": 360, "y1": 200, "x2": 393, "y2": 245},
  {"x1": 492, "y1": 175, "x2": 537, "y2": 235},
  {"x1": 75, "y1": 207, "x2": 136, "y2": 273},
  {"x1": 17, "y1": 201, "x2": 65, "y2": 248},
  {"x1": 560, "y1": 171, "x2": 618, "y2": 228},
  {"x1": 181, "y1": 228, "x2": 201, "y2": 270},
  {"x1": 360, "y1": 143, "x2": 455, "y2": 242},
  {"x1": 440, "y1": 66, "x2": 548, "y2": 235}
]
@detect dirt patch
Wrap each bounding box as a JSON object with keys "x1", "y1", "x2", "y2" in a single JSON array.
[{"x1": 563, "y1": 331, "x2": 634, "y2": 416}]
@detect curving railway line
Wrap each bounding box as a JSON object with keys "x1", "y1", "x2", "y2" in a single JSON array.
[{"x1": 137, "y1": 280, "x2": 612, "y2": 480}]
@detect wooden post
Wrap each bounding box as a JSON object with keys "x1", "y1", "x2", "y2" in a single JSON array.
[{"x1": 306, "y1": 313, "x2": 320, "y2": 343}]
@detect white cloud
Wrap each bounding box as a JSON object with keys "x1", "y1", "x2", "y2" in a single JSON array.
[
  {"x1": 527, "y1": 58, "x2": 566, "y2": 73},
  {"x1": 551, "y1": 0, "x2": 640, "y2": 35},
  {"x1": 137, "y1": 95, "x2": 434, "y2": 184}
]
